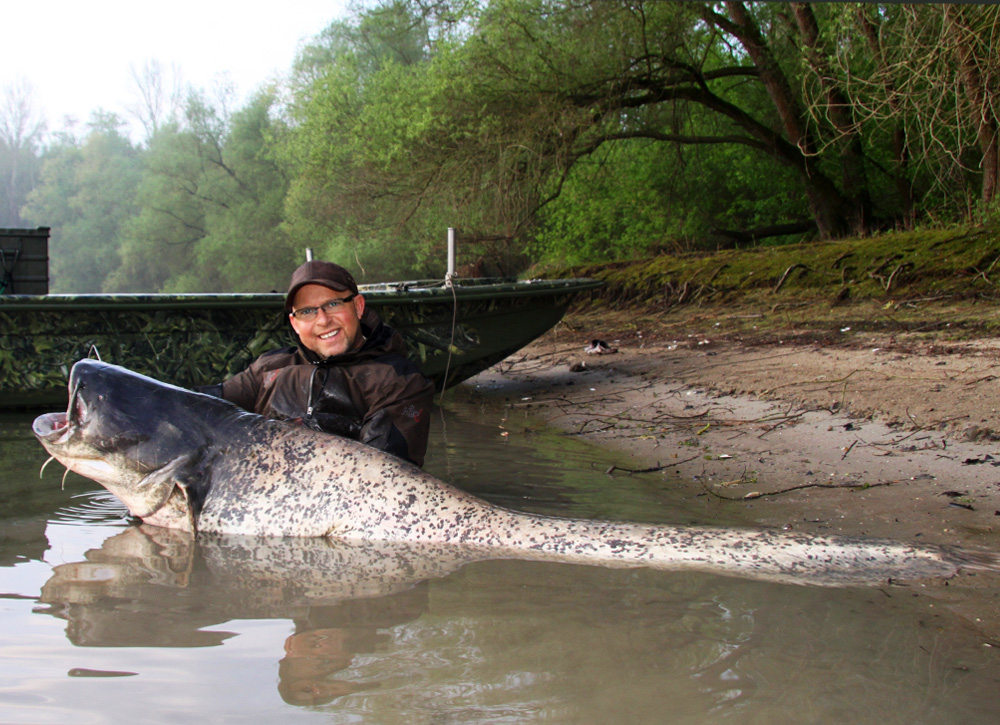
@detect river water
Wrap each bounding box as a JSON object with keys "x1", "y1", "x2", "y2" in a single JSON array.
[{"x1": 1, "y1": 387, "x2": 998, "y2": 723}]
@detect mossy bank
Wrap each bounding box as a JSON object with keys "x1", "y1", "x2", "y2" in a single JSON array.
[{"x1": 539, "y1": 224, "x2": 1000, "y2": 345}]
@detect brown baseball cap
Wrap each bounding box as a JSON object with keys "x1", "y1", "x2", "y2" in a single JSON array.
[{"x1": 285, "y1": 261, "x2": 359, "y2": 309}]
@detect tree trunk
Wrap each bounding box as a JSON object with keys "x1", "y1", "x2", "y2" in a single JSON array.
[
  {"x1": 945, "y1": 5, "x2": 999, "y2": 209},
  {"x1": 714, "y1": 1, "x2": 852, "y2": 238},
  {"x1": 791, "y1": 2, "x2": 873, "y2": 233},
  {"x1": 854, "y1": 5, "x2": 915, "y2": 229}
]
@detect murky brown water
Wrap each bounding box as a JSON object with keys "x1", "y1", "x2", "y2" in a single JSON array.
[{"x1": 2, "y1": 389, "x2": 999, "y2": 723}]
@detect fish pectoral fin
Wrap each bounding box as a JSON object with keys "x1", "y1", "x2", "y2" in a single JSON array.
[
  {"x1": 131, "y1": 453, "x2": 205, "y2": 519},
  {"x1": 141, "y1": 485, "x2": 198, "y2": 534}
]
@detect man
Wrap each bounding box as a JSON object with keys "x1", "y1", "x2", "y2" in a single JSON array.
[{"x1": 200, "y1": 260, "x2": 435, "y2": 467}]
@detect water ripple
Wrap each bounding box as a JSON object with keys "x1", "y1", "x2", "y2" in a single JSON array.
[{"x1": 48, "y1": 490, "x2": 131, "y2": 527}]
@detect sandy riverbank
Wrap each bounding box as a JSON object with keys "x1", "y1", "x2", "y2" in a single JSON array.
[{"x1": 462, "y1": 310, "x2": 1000, "y2": 636}]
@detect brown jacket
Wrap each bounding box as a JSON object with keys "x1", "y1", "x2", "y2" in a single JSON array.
[{"x1": 205, "y1": 308, "x2": 434, "y2": 467}]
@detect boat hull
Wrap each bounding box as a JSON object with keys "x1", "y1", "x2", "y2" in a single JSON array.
[{"x1": 0, "y1": 279, "x2": 600, "y2": 407}]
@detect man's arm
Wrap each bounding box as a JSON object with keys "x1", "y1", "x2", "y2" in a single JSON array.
[
  {"x1": 358, "y1": 364, "x2": 435, "y2": 467},
  {"x1": 194, "y1": 361, "x2": 265, "y2": 412},
  {"x1": 196, "y1": 348, "x2": 301, "y2": 412}
]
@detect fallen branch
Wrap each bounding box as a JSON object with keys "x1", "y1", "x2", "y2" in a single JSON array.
[
  {"x1": 965, "y1": 375, "x2": 998, "y2": 385},
  {"x1": 605, "y1": 453, "x2": 703, "y2": 475},
  {"x1": 772, "y1": 263, "x2": 810, "y2": 294},
  {"x1": 972, "y1": 254, "x2": 1000, "y2": 284},
  {"x1": 870, "y1": 414, "x2": 970, "y2": 446},
  {"x1": 701, "y1": 479, "x2": 899, "y2": 501},
  {"x1": 756, "y1": 409, "x2": 808, "y2": 435},
  {"x1": 883, "y1": 262, "x2": 913, "y2": 292},
  {"x1": 762, "y1": 368, "x2": 867, "y2": 396}
]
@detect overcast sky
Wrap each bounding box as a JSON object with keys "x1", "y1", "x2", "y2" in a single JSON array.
[{"x1": 2, "y1": 1, "x2": 350, "y2": 135}]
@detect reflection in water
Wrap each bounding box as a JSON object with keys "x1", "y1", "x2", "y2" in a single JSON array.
[
  {"x1": 33, "y1": 524, "x2": 772, "y2": 713},
  {"x1": 37, "y1": 527, "x2": 439, "y2": 702},
  {"x1": 48, "y1": 490, "x2": 132, "y2": 527},
  {"x1": 4, "y1": 406, "x2": 1000, "y2": 722},
  {"x1": 277, "y1": 600, "x2": 421, "y2": 706},
  {"x1": 30, "y1": 523, "x2": 1000, "y2": 721},
  {"x1": 279, "y1": 627, "x2": 367, "y2": 706},
  {"x1": 36, "y1": 526, "x2": 478, "y2": 705}
]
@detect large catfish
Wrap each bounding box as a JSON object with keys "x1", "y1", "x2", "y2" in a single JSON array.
[{"x1": 33, "y1": 359, "x2": 998, "y2": 587}]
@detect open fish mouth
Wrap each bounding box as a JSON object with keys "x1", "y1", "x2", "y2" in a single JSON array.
[
  {"x1": 35, "y1": 373, "x2": 90, "y2": 443},
  {"x1": 33, "y1": 364, "x2": 89, "y2": 443},
  {"x1": 33, "y1": 411, "x2": 70, "y2": 441}
]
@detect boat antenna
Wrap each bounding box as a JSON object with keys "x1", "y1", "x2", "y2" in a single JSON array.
[
  {"x1": 441, "y1": 227, "x2": 458, "y2": 399},
  {"x1": 445, "y1": 228, "x2": 456, "y2": 289}
]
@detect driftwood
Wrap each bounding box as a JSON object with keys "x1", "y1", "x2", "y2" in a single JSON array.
[
  {"x1": 772, "y1": 263, "x2": 810, "y2": 293},
  {"x1": 701, "y1": 479, "x2": 899, "y2": 501}
]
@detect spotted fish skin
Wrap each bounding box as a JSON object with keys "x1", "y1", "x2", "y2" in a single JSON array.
[{"x1": 33, "y1": 359, "x2": 995, "y2": 587}]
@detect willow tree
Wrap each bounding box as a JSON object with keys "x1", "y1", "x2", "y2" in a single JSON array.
[
  {"x1": 285, "y1": 0, "x2": 995, "y2": 272},
  {"x1": 813, "y1": 3, "x2": 1000, "y2": 221},
  {"x1": 108, "y1": 88, "x2": 296, "y2": 293}
]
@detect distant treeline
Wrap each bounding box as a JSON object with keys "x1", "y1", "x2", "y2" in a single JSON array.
[{"x1": 1, "y1": 1, "x2": 998, "y2": 293}]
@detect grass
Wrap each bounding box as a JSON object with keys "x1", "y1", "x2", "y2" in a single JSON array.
[{"x1": 539, "y1": 223, "x2": 1000, "y2": 344}]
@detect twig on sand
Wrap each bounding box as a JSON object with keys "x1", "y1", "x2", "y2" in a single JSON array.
[
  {"x1": 605, "y1": 454, "x2": 703, "y2": 475},
  {"x1": 701, "y1": 479, "x2": 899, "y2": 501},
  {"x1": 965, "y1": 374, "x2": 998, "y2": 385},
  {"x1": 762, "y1": 368, "x2": 867, "y2": 396},
  {"x1": 870, "y1": 414, "x2": 969, "y2": 446},
  {"x1": 756, "y1": 409, "x2": 808, "y2": 436}
]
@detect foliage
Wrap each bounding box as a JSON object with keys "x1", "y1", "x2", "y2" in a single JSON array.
[
  {"x1": 106, "y1": 88, "x2": 298, "y2": 293},
  {"x1": 813, "y1": 3, "x2": 1000, "y2": 215},
  {"x1": 20, "y1": 113, "x2": 141, "y2": 292},
  {"x1": 279, "y1": 0, "x2": 939, "y2": 263},
  {"x1": 8, "y1": 2, "x2": 1000, "y2": 293},
  {"x1": 532, "y1": 135, "x2": 810, "y2": 265},
  {"x1": 280, "y1": 6, "x2": 474, "y2": 281}
]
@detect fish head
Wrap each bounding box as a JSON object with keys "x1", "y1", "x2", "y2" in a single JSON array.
[{"x1": 33, "y1": 359, "x2": 220, "y2": 519}]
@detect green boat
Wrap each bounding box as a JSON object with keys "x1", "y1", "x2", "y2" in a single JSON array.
[{"x1": 0, "y1": 278, "x2": 602, "y2": 408}]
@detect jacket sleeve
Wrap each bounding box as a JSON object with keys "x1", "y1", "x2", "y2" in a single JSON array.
[
  {"x1": 206, "y1": 347, "x2": 300, "y2": 413},
  {"x1": 358, "y1": 363, "x2": 435, "y2": 467},
  {"x1": 216, "y1": 362, "x2": 266, "y2": 412}
]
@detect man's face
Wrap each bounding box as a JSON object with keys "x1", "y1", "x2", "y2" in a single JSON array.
[{"x1": 289, "y1": 284, "x2": 366, "y2": 359}]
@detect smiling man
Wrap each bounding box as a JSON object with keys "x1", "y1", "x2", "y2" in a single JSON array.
[{"x1": 199, "y1": 261, "x2": 435, "y2": 467}]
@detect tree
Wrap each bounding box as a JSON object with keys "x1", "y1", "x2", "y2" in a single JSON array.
[
  {"x1": 286, "y1": 0, "x2": 1000, "y2": 259},
  {"x1": 804, "y1": 3, "x2": 1000, "y2": 222},
  {"x1": 0, "y1": 78, "x2": 45, "y2": 227},
  {"x1": 534, "y1": 133, "x2": 809, "y2": 264},
  {"x1": 109, "y1": 87, "x2": 296, "y2": 292},
  {"x1": 126, "y1": 59, "x2": 184, "y2": 142},
  {"x1": 282, "y1": 5, "x2": 461, "y2": 280},
  {"x1": 21, "y1": 113, "x2": 141, "y2": 291},
  {"x1": 177, "y1": 88, "x2": 298, "y2": 292},
  {"x1": 946, "y1": 4, "x2": 1000, "y2": 211},
  {"x1": 282, "y1": 0, "x2": 887, "y2": 265}
]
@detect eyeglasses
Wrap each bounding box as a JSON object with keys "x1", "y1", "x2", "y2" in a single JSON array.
[{"x1": 289, "y1": 294, "x2": 357, "y2": 321}]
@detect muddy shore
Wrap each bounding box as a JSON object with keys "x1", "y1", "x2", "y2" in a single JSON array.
[{"x1": 462, "y1": 310, "x2": 1000, "y2": 638}]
